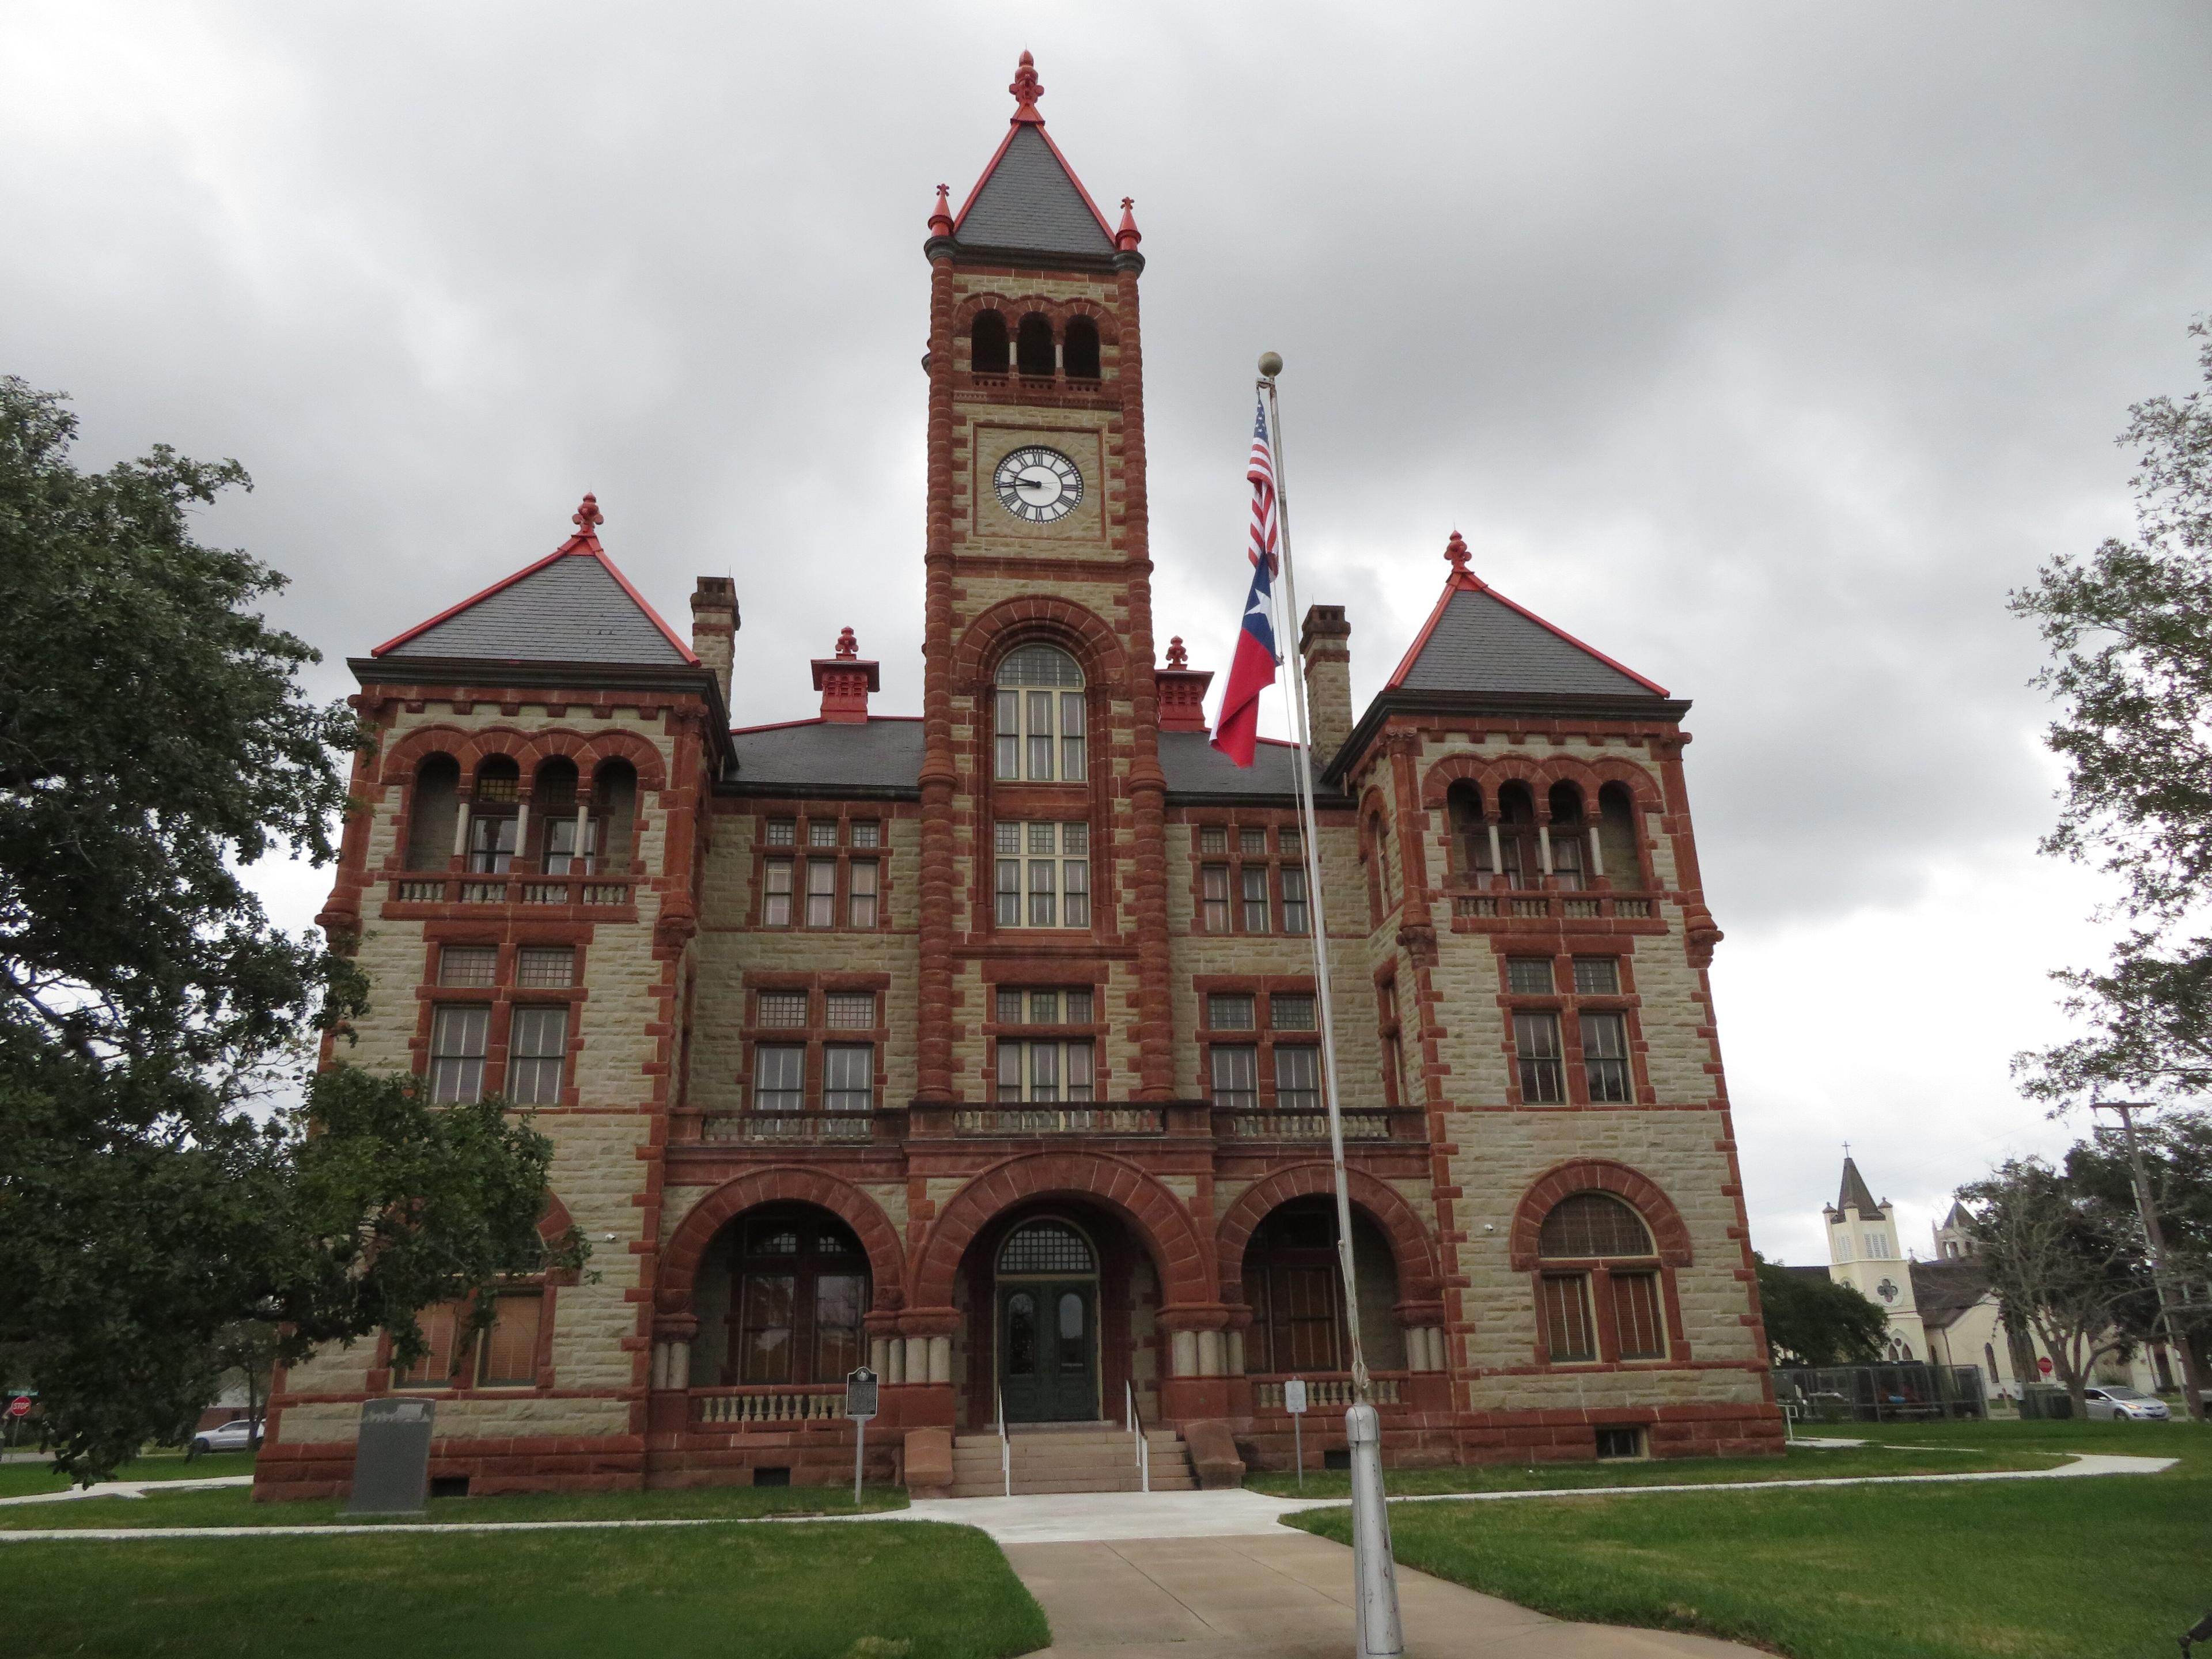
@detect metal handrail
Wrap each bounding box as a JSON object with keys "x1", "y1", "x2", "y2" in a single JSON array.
[
  {"x1": 1125, "y1": 1380, "x2": 1149, "y2": 1493},
  {"x1": 995, "y1": 1381, "x2": 1010, "y2": 1497}
]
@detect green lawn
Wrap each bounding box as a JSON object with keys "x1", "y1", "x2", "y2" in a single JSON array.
[
  {"x1": 0, "y1": 1479, "x2": 908, "y2": 1529},
  {"x1": 5, "y1": 1521, "x2": 1046, "y2": 1659},
  {"x1": 0, "y1": 1450, "x2": 257, "y2": 1498},
  {"x1": 1290, "y1": 1418, "x2": 2208, "y2": 1659},
  {"x1": 1245, "y1": 1436, "x2": 2062, "y2": 1498}
]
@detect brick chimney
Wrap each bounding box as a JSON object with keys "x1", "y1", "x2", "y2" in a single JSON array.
[
  {"x1": 1154, "y1": 636, "x2": 1213, "y2": 733},
  {"x1": 1299, "y1": 605, "x2": 1353, "y2": 766},
  {"x1": 812, "y1": 627, "x2": 880, "y2": 723},
  {"x1": 690, "y1": 577, "x2": 738, "y2": 709}
]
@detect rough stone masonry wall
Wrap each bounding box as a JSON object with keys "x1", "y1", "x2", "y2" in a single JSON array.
[
  {"x1": 1364, "y1": 726, "x2": 1768, "y2": 1432},
  {"x1": 689, "y1": 807, "x2": 925, "y2": 1119},
  {"x1": 276, "y1": 700, "x2": 679, "y2": 1453}
]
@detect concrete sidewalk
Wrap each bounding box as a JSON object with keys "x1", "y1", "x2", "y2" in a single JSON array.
[{"x1": 1005, "y1": 1532, "x2": 1760, "y2": 1658}]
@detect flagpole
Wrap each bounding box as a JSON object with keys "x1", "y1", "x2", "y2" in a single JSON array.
[{"x1": 1257, "y1": 351, "x2": 1404, "y2": 1659}]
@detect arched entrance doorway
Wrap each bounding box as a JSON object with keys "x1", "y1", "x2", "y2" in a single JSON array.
[
  {"x1": 996, "y1": 1218, "x2": 1100, "y2": 1423},
  {"x1": 689, "y1": 1204, "x2": 871, "y2": 1387}
]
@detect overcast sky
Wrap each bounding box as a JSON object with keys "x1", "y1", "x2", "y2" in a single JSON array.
[{"x1": 7, "y1": 3, "x2": 2209, "y2": 1266}]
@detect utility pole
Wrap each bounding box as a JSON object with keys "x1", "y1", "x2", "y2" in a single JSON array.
[{"x1": 2092, "y1": 1101, "x2": 2208, "y2": 1421}]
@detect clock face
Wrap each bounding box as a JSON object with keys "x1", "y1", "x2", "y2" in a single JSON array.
[{"x1": 993, "y1": 446, "x2": 1084, "y2": 523}]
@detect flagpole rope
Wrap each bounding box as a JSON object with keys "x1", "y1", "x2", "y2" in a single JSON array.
[{"x1": 1259, "y1": 371, "x2": 1371, "y2": 1404}]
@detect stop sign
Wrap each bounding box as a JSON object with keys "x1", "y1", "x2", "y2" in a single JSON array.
[
  {"x1": 2037, "y1": 1357, "x2": 2053, "y2": 1377},
  {"x1": 6, "y1": 1397, "x2": 31, "y2": 1418}
]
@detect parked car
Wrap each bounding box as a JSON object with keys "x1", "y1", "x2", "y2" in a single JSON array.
[
  {"x1": 2082, "y1": 1385, "x2": 2171, "y2": 1422},
  {"x1": 188, "y1": 1419, "x2": 262, "y2": 1455}
]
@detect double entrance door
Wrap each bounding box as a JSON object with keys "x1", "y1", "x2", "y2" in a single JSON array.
[{"x1": 997, "y1": 1279, "x2": 1097, "y2": 1423}]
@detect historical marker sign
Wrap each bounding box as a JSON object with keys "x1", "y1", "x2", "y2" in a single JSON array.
[
  {"x1": 344, "y1": 1398, "x2": 435, "y2": 1516},
  {"x1": 845, "y1": 1365, "x2": 879, "y2": 1422},
  {"x1": 846, "y1": 1366, "x2": 879, "y2": 1503}
]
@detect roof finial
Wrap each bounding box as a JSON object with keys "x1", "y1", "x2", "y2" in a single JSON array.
[
  {"x1": 573, "y1": 493, "x2": 604, "y2": 535},
  {"x1": 1010, "y1": 50, "x2": 1044, "y2": 123},
  {"x1": 1444, "y1": 529, "x2": 1471, "y2": 576},
  {"x1": 1115, "y1": 196, "x2": 1142, "y2": 252},
  {"x1": 929, "y1": 183, "x2": 953, "y2": 238},
  {"x1": 835, "y1": 626, "x2": 859, "y2": 661},
  {"x1": 1166, "y1": 635, "x2": 1188, "y2": 669}
]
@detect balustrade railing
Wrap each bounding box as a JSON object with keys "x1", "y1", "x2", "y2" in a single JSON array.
[
  {"x1": 676, "y1": 1104, "x2": 1422, "y2": 1150},
  {"x1": 703, "y1": 1113, "x2": 873, "y2": 1145},
  {"x1": 1219, "y1": 1109, "x2": 1399, "y2": 1142},
  {"x1": 385, "y1": 874, "x2": 634, "y2": 909},
  {"x1": 953, "y1": 1107, "x2": 1164, "y2": 1137},
  {"x1": 1451, "y1": 892, "x2": 1656, "y2": 921},
  {"x1": 1251, "y1": 1373, "x2": 1403, "y2": 1411},
  {"x1": 691, "y1": 1387, "x2": 845, "y2": 1426}
]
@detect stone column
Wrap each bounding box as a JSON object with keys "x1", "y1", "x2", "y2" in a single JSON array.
[
  {"x1": 915, "y1": 249, "x2": 959, "y2": 1102},
  {"x1": 1115, "y1": 251, "x2": 1175, "y2": 1102}
]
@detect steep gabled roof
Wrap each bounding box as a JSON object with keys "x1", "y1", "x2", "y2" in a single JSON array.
[
  {"x1": 1837, "y1": 1157, "x2": 1883, "y2": 1217},
  {"x1": 1385, "y1": 533, "x2": 1669, "y2": 699},
  {"x1": 1910, "y1": 1259, "x2": 1994, "y2": 1328},
  {"x1": 948, "y1": 53, "x2": 1117, "y2": 260},
  {"x1": 371, "y1": 495, "x2": 695, "y2": 668}
]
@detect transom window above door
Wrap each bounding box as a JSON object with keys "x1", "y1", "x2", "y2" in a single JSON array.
[
  {"x1": 995, "y1": 645, "x2": 1086, "y2": 783},
  {"x1": 997, "y1": 1219, "x2": 1096, "y2": 1276}
]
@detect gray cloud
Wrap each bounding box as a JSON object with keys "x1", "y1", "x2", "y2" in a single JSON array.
[{"x1": 6, "y1": 0, "x2": 2207, "y2": 1251}]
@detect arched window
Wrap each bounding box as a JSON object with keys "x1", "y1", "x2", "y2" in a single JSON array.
[
  {"x1": 531, "y1": 759, "x2": 583, "y2": 872},
  {"x1": 719, "y1": 1207, "x2": 869, "y2": 1386},
  {"x1": 1446, "y1": 781, "x2": 1490, "y2": 881},
  {"x1": 592, "y1": 760, "x2": 638, "y2": 875},
  {"x1": 1535, "y1": 1192, "x2": 1667, "y2": 1365},
  {"x1": 1016, "y1": 312, "x2": 1055, "y2": 377},
  {"x1": 1064, "y1": 316, "x2": 1101, "y2": 379},
  {"x1": 406, "y1": 755, "x2": 460, "y2": 870},
  {"x1": 1497, "y1": 782, "x2": 1539, "y2": 889},
  {"x1": 994, "y1": 645, "x2": 1086, "y2": 783},
  {"x1": 1365, "y1": 813, "x2": 1396, "y2": 923},
  {"x1": 1243, "y1": 1199, "x2": 1403, "y2": 1374},
  {"x1": 467, "y1": 757, "x2": 521, "y2": 873},
  {"x1": 998, "y1": 1219, "x2": 1096, "y2": 1277},
  {"x1": 1548, "y1": 782, "x2": 1587, "y2": 891},
  {"x1": 971, "y1": 310, "x2": 1010, "y2": 374},
  {"x1": 1596, "y1": 782, "x2": 1639, "y2": 889}
]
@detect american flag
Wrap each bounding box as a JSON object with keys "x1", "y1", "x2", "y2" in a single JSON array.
[
  {"x1": 1247, "y1": 397, "x2": 1280, "y2": 577},
  {"x1": 1210, "y1": 396, "x2": 1282, "y2": 767}
]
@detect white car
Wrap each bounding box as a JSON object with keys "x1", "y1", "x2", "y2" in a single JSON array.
[
  {"x1": 188, "y1": 1419, "x2": 262, "y2": 1455},
  {"x1": 2082, "y1": 1385, "x2": 2171, "y2": 1422}
]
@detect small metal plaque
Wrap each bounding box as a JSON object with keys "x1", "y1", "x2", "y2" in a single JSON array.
[
  {"x1": 844, "y1": 1366, "x2": 879, "y2": 1422},
  {"x1": 345, "y1": 1398, "x2": 435, "y2": 1515},
  {"x1": 1283, "y1": 1378, "x2": 1309, "y2": 1415}
]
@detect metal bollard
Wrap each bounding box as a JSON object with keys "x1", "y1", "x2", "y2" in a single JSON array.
[{"x1": 1346, "y1": 1402, "x2": 1404, "y2": 1658}]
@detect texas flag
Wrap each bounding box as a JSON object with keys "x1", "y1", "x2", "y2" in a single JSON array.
[{"x1": 1208, "y1": 396, "x2": 1282, "y2": 767}]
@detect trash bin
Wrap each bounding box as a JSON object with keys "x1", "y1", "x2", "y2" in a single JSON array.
[{"x1": 2020, "y1": 1384, "x2": 2071, "y2": 1421}]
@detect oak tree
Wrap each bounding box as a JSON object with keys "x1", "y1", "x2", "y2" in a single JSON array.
[{"x1": 0, "y1": 378, "x2": 579, "y2": 1481}]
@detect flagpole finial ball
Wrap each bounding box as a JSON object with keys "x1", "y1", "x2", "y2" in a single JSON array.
[{"x1": 1257, "y1": 351, "x2": 1283, "y2": 378}]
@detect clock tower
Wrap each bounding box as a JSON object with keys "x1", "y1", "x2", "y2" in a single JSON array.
[{"x1": 914, "y1": 52, "x2": 1172, "y2": 1110}]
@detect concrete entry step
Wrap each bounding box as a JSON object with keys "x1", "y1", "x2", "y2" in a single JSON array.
[{"x1": 946, "y1": 1422, "x2": 1198, "y2": 1498}]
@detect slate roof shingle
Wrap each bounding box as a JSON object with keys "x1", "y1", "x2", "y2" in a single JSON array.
[
  {"x1": 954, "y1": 126, "x2": 1115, "y2": 259},
  {"x1": 389, "y1": 553, "x2": 692, "y2": 666},
  {"x1": 727, "y1": 719, "x2": 926, "y2": 794},
  {"x1": 1393, "y1": 582, "x2": 1666, "y2": 699},
  {"x1": 1836, "y1": 1157, "x2": 1883, "y2": 1216},
  {"x1": 1158, "y1": 730, "x2": 1342, "y2": 802}
]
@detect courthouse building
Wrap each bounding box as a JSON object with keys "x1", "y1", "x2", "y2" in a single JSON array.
[{"x1": 259, "y1": 57, "x2": 1779, "y2": 1499}]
